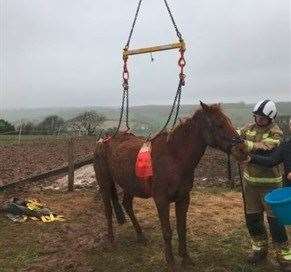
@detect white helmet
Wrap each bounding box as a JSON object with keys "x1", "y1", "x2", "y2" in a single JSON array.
[{"x1": 253, "y1": 100, "x2": 278, "y2": 119}]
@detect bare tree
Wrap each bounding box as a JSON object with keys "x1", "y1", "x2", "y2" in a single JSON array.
[
  {"x1": 66, "y1": 111, "x2": 106, "y2": 136},
  {"x1": 37, "y1": 115, "x2": 65, "y2": 135}
]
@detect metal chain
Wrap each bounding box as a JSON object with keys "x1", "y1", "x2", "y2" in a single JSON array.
[
  {"x1": 172, "y1": 85, "x2": 182, "y2": 128},
  {"x1": 160, "y1": 45, "x2": 186, "y2": 132},
  {"x1": 125, "y1": 89, "x2": 130, "y2": 130},
  {"x1": 113, "y1": 55, "x2": 131, "y2": 137},
  {"x1": 113, "y1": 88, "x2": 126, "y2": 137},
  {"x1": 163, "y1": 0, "x2": 183, "y2": 41},
  {"x1": 113, "y1": 90, "x2": 130, "y2": 136},
  {"x1": 126, "y1": 0, "x2": 183, "y2": 48},
  {"x1": 125, "y1": 0, "x2": 143, "y2": 49},
  {"x1": 161, "y1": 91, "x2": 179, "y2": 131},
  {"x1": 160, "y1": 79, "x2": 183, "y2": 132},
  {"x1": 116, "y1": 0, "x2": 185, "y2": 137}
]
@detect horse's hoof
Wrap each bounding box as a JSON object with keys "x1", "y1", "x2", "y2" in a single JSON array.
[
  {"x1": 168, "y1": 265, "x2": 178, "y2": 272},
  {"x1": 93, "y1": 234, "x2": 116, "y2": 249},
  {"x1": 181, "y1": 256, "x2": 195, "y2": 268},
  {"x1": 137, "y1": 234, "x2": 148, "y2": 245}
]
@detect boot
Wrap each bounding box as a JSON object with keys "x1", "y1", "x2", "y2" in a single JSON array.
[
  {"x1": 245, "y1": 212, "x2": 269, "y2": 265},
  {"x1": 267, "y1": 217, "x2": 291, "y2": 271},
  {"x1": 247, "y1": 239, "x2": 268, "y2": 265},
  {"x1": 275, "y1": 243, "x2": 291, "y2": 272}
]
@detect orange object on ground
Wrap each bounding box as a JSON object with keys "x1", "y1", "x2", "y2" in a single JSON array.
[{"x1": 135, "y1": 142, "x2": 153, "y2": 181}]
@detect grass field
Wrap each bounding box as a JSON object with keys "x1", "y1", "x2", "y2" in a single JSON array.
[{"x1": 0, "y1": 186, "x2": 281, "y2": 272}]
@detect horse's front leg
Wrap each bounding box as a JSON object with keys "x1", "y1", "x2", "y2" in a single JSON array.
[
  {"x1": 155, "y1": 198, "x2": 177, "y2": 272},
  {"x1": 175, "y1": 193, "x2": 194, "y2": 268}
]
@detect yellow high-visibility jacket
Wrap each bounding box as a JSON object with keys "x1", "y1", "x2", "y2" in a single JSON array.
[{"x1": 238, "y1": 122, "x2": 283, "y2": 186}]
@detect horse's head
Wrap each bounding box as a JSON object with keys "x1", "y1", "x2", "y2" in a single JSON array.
[{"x1": 199, "y1": 101, "x2": 247, "y2": 160}]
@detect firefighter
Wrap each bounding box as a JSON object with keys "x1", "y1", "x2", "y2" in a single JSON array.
[
  {"x1": 238, "y1": 100, "x2": 291, "y2": 270},
  {"x1": 249, "y1": 117, "x2": 291, "y2": 186}
]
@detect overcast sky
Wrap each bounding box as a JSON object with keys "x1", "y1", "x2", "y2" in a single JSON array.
[{"x1": 0, "y1": 0, "x2": 290, "y2": 110}]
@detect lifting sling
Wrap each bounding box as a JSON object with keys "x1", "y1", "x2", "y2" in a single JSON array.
[{"x1": 115, "y1": 0, "x2": 186, "y2": 136}]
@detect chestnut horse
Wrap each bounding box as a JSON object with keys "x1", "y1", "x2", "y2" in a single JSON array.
[{"x1": 93, "y1": 102, "x2": 245, "y2": 271}]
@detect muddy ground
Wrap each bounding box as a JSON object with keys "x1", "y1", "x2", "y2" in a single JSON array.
[
  {"x1": 0, "y1": 137, "x2": 96, "y2": 185},
  {"x1": 0, "y1": 186, "x2": 280, "y2": 272},
  {"x1": 0, "y1": 138, "x2": 281, "y2": 272}
]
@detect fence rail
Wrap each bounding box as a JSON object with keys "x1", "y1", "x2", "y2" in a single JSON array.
[{"x1": 0, "y1": 156, "x2": 94, "y2": 192}]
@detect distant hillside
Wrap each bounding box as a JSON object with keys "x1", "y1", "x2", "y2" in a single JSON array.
[
  {"x1": 2, "y1": 102, "x2": 291, "y2": 130},
  {"x1": 222, "y1": 102, "x2": 291, "y2": 127},
  {"x1": 1, "y1": 106, "x2": 121, "y2": 124}
]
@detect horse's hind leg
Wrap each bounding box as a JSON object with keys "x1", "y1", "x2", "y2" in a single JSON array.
[
  {"x1": 122, "y1": 193, "x2": 147, "y2": 244},
  {"x1": 93, "y1": 153, "x2": 114, "y2": 243},
  {"x1": 100, "y1": 184, "x2": 114, "y2": 243}
]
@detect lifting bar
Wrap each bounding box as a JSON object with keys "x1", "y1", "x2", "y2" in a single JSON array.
[{"x1": 123, "y1": 41, "x2": 185, "y2": 58}]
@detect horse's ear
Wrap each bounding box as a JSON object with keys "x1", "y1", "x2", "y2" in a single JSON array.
[{"x1": 200, "y1": 101, "x2": 209, "y2": 111}]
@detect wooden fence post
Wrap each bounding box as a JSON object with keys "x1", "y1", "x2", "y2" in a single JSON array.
[
  {"x1": 68, "y1": 137, "x2": 75, "y2": 192},
  {"x1": 18, "y1": 121, "x2": 22, "y2": 144},
  {"x1": 227, "y1": 153, "x2": 234, "y2": 189}
]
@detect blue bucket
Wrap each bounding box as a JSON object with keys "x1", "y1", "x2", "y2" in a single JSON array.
[{"x1": 265, "y1": 187, "x2": 291, "y2": 225}]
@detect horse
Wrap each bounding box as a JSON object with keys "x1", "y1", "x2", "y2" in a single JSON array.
[{"x1": 93, "y1": 102, "x2": 246, "y2": 271}]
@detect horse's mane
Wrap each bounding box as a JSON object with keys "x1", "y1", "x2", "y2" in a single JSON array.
[{"x1": 163, "y1": 103, "x2": 223, "y2": 141}]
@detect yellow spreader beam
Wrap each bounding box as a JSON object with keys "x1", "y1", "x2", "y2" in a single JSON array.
[{"x1": 123, "y1": 41, "x2": 185, "y2": 58}]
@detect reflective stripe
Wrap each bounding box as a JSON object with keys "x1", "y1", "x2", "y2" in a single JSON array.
[
  {"x1": 245, "y1": 140, "x2": 254, "y2": 152},
  {"x1": 243, "y1": 172, "x2": 283, "y2": 184},
  {"x1": 262, "y1": 133, "x2": 269, "y2": 139},
  {"x1": 246, "y1": 130, "x2": 257, "y2": 137},
  {"x1": 262, "y1": 138, "x2": 280, "y2": 146},
  {"x1": 282, "y1": 249, "x2": 291, "y2": 261}
]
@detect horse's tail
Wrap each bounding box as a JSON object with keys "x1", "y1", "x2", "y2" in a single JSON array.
[
  {"x1": 93, "y1": 141, "x2": 126, "y2": 225},
  {"x1": 110, "y1": 182, "x2": 126, "y2": 225}
]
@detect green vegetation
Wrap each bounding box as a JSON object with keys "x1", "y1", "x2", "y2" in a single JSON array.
[
  {"x1": 88, "y1": 227, "x2": 277, "y2": 272},
  {"x1": 0, "y1": 219, "x2": 41, "y2": 272},
  {"x1": 0, "y1": 119, "x2": 15, "y2": 134},
  {"x1": 0, "y1": 188, "x2": 280, "y2": 272}
]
